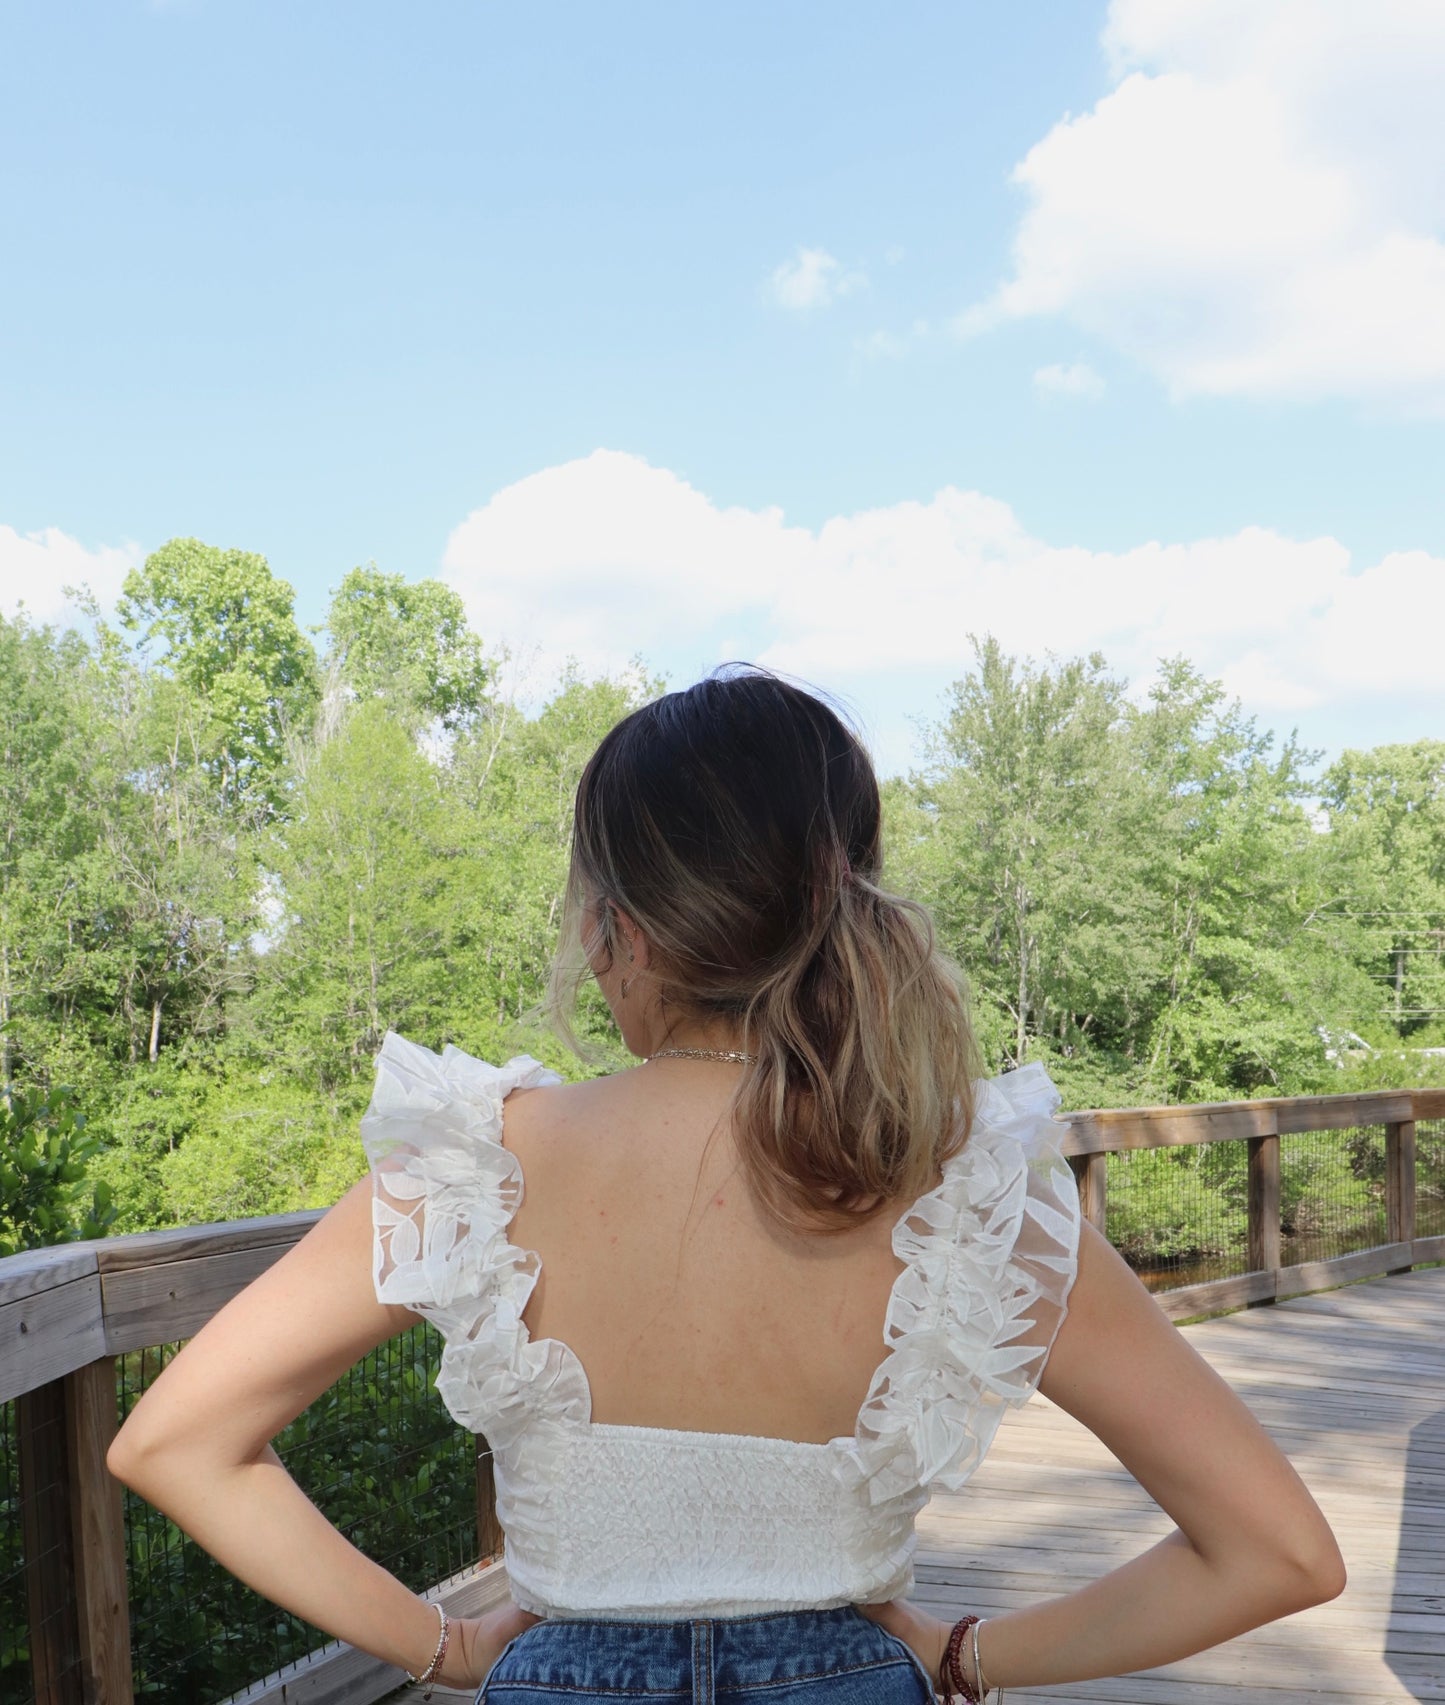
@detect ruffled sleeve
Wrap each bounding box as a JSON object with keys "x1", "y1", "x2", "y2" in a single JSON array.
[
  {"x1": 846, "y1": 1060, "x2": 1081, "y2": 1504},
  {"x1": 358, "y1": 1030, "x2": 584, "y2": 1440}
]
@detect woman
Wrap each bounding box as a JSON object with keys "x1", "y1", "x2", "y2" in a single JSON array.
[{"x1": 109, "y1": 667, "x2": 1345, "y2": 1705}]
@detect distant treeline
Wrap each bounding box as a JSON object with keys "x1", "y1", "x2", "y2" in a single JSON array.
[{"x1": 2, "y1": 538, "x2": 1442, "y2": 1247}]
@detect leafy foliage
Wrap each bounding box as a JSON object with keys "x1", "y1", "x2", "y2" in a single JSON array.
[
  {"x1": 0, "y1": 1083, "x2": 116, "y2": 1256},
  {"x1": 0, "y1": 571, "x2": 1439, "y2": 1249}
]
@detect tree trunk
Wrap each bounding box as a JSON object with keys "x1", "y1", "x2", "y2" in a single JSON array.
[
  {"x1": 1014, "y1": 877, "x2": 1030, "y2": 1063},
  {"x1": 1395, "y1": 945, "x2": 1406, "y2": 1023},
  {"x1": 1, "y1": 941, "x2": 11, "y2": 1083},
  {"x1": 148, "y1": 997, "x2": 162, "y2": 1064}
]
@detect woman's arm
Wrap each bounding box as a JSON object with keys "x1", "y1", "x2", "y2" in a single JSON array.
[
  {"x1": 106, "y1": 1176, "x2": 537, "y2": 1692},
  {"x1": 862, "y1": 1219, "x2": 1346, "y2": 1692}
]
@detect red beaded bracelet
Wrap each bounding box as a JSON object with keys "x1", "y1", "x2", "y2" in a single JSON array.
[{"x1": 940, "y1": 1614, "x2": 982, "y2": 1703}]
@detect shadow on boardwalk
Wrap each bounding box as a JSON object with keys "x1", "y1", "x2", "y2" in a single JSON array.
[
  {"x1": 1390, "y1": 1398, "x2": 1445, "y2": 1702},
  {"x1": 913, "y1": 1266, "x2": 1445, "y2": 1704}
]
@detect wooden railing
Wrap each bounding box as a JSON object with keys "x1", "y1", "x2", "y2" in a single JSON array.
[
  {"x1": 2, "y1": 1082, "x2": 1443, "y2": 1705},
  {"x1": 1063, "y1": 1085, "x2": 1445, "y2": 1320}
]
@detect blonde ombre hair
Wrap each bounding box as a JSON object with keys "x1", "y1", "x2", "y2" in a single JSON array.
[{"x1": 547, "y1": 666, "x2": 981, "y2": 1234}]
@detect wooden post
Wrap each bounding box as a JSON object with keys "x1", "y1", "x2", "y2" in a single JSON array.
[
  {"x1": 1068, "y1": 1152, "x2": 1107, "y2": 1235},
  {"x1": 1247, "y1": 1134, "x2": 1281, "y2": 1296},
  {"x1": 476, "y1": 1435, "x2": 502, "y2": 1564},
  {"x1": 63, "y1": 1358, "x2": 133, "y2": 1704},
  {"x1": 1386, "y1": 1120, "x2": 1417, "y2": 1273},
  {"x1": 17, "y1": 1379, "x2": 84, "y2": 1705}
]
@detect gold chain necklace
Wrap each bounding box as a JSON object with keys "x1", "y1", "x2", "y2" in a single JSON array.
[{"x1": 647, "y1": 1047, "x2": 756, "y2": 1065}]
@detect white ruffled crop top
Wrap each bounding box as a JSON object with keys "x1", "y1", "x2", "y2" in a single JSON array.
[{"x1": 361, "y1": 1032, "x2": 1081, "y2": 1620}]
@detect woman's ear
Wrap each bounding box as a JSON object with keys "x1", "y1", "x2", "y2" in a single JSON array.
[{"x1": 610, "y1": 904, "x2": 651, "y2": 970}]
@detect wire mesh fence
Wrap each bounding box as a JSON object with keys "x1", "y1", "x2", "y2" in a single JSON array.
[
  {"x1": 1418, "y1": 1118, "x2": 1445, "y2": 1241},
  {"x1": 1106, "y1": 1139, "x2": 1250, "y2": 1291},
  {"x1": 2, "y1": 1395, "x2": 42, "y2": 1705},
  {"x1": 119, "y1": 1325, "x2": 477, "y2": 1703},
  {"x1": 1102, "y1": 1122, "x2": 1436, "y2": 1290},
  {"x1": 1278, "y1": 1126, "x2": 1387, "y2": 1264}
]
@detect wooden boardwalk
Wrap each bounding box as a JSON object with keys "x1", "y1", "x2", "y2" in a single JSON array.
[
  {"x1": 912, "y1": 1267, "x2": 1445, "y2": 1704},
  {"x1": 410, "y1": 1267, "x2": 1445, "y2": 1704}
]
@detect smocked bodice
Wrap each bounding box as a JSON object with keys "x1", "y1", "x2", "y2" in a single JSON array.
[{"x1": 360, "y1": 1033, "x2": 1081, "y2": 1619}]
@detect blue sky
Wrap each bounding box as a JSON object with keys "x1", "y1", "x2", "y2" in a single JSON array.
[{"x1": 3, "y1": 0, "x2": 1442, "y2": 773}]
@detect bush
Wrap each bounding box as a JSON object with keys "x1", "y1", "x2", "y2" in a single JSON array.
[
  {"x1": 0, "y1": 1083, "x2": 116, "y2": 1256},
  {"x1": 1106, "y1": 1143, "x2": 1247, "y2": 1266}
]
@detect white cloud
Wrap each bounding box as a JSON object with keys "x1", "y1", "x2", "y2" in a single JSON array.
[
  {"x1": 768, "y1": 247, "x2": 867, "y2": 311},
  {"x1": 442, "y1": 451, "x2": 1444, "y2": 755},
  {"x1": 1033, "y1": 362, "x2": 1106, "y2": 399},
  {"x1": 0, "y1": 525, "x2": 138, "y2": 625},
  {"x1": 854, "y1": 321, "x2": 931, "y2": 363},
  {"x1": 960, "y1": 0, "x2": 1445, "y2": 408},
  {"x1": 442, "y1": 450, "x2": 810, "y2": 688}
]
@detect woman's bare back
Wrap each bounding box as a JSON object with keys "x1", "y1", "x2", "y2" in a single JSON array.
[{"x1": 501, "y1": 1063, "x2": 923, "y2": 1445}]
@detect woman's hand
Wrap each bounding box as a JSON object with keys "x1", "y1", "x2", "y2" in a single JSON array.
[
  {"x1": 855, "y1": 1599, "x2": 961, "y2": 1695},
  {"x1": 439, "y1": 1600, "x2": 544, "y2": 1691}
]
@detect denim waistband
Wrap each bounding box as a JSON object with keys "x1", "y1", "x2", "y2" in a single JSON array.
[{"x1": 481, "y1": 1606, "x2": 935, "y2": 1703}]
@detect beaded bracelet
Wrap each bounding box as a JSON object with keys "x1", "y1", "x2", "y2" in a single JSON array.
[
  {"x1": 405, "y1": 1602, "x2": 450, "y2": 1699},
  {"x1": 940, "y1": 1614, "x2": 980, "y2": 1703},
  {"x1": 938, "y1": 1614, "x2": 1001, "y2": 1704}
]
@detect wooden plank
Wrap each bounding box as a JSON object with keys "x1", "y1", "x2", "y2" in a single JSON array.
[
  {"x1": 477, "y1": 1434, "x2": 502, "y2": 1563},
  {"x1": 1386, "y1": 1121, "x2": 1417, "y2": 1259},
  {"x1": 63, "y1": 1358, "x2": 132, "y2": 1705},
  {"x1": 17, "y1": 1378, "x2": 83, "y2": 1705},
  {"x1": 1275, "y1": 1244, "x2": 1413, "y2": 1300},
  {"x1": 1272, "y1": 1092, "x2": 1412, "y2": 1132},
  {"x1": 1060, "y1": 1088, "x2": 1426, "y2": 1153},
  {"x1": 1063, "y1": 1104, "x2": 1276, "y2": 1153},
  {"x1": 0, "y1": 1244, "x2": 98, "y2": 1308},
  {"x1": 100, "y1": 1242, "x2": 307, "y2": 1355},
  {"x1": 1154, "y1": 1268, "x2": 1276, "y2": 1319},
  {"x1": 92, "y1": 1208, "x2": 319, "y2": 1273},
  {"x1": 1068, "y1": 1152, "x2": 1106, "y2": 1232},
  {"x1": 1413, "y1": 1233, "x2": 1445, "y2": 1265},
  {"x1": 0, "y1": 1274, "x2": 107, "y2": 1406},
  {"x1": 1249, "y1": 1134, "x2": 1282, "y2": 1281}
]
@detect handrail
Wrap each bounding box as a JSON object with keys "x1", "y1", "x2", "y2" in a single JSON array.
[{"x1": 3, "y1": 1082, "x2": 1442, "y2": 1705}]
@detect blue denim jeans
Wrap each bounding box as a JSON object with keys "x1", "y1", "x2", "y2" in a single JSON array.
[{"x1": 475, "y1": 1607, "x2": 936, "y2": 1705}]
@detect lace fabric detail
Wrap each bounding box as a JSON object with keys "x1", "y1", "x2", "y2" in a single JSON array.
[
  {"x1": 359, "y1": 1031, "x2": 1081, "y2": 1611},
  {"x1": 840, "y1": 1060, "x2": 1082, "y2": 1505},
  {"x1": 360, "y1": 1033, "x2": 585, "y2": 1446}
]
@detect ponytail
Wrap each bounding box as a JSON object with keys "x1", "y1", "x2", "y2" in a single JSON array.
[
  {"x1": 547, "y1": 666, "x2": 981, "y2": 1233},
  {"x1": 734, "y1": 860, "x2": 978, "y2": 1232}
]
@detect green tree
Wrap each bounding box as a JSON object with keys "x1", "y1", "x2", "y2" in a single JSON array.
[
  {"x1": 251, "y1": 701, "x2": 463, "y2": 1092},
  {"x1": 323, "y1": 565, "x2": 493, "y2": 732},
  {"x1": 444, "y1": 665, "x2": 661, "y2": 1057},
  {"x1": 896, "y1": 645, "x2": 1378, "y2": 1103},
  {"x1": 0, "y1": 613, "x2": 96, "y2": 1085},
  {"x1": 904, "y1": 638, "x2": 1144, "y2": 1075},
  {"x1": 118, "y1": 538, "x2": 318, "y2": 820},
  {"x1": 1323, "y1": 741, "x2": 1445, "y2": 1037},
  {"x1": 1124, "y1": 661, "x2": 1366, "y2": 1099}
]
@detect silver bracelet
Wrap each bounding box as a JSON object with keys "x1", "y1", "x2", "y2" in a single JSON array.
[
  {"x1": 406, "y1": 1602, "x2": 450, "y2": 1694},
  {"x1": 973, "y1": 1618, "x2": 1002, "y2": 1703}
]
